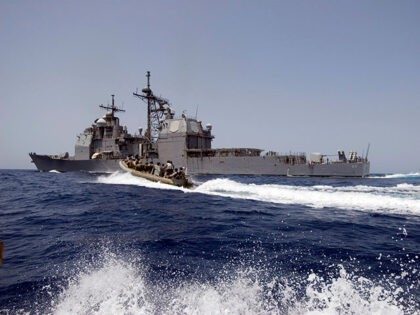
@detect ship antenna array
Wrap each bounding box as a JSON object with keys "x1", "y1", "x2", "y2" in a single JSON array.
[
  {"x1": 365, "y1": 143, "x2": 370, "y2": 160},
  {"x1": 133, "y1": 71, "x2": 173, "y2": 142},
  {"x1": 99, "y1": 94, "x2": 126, "y2": 115}
]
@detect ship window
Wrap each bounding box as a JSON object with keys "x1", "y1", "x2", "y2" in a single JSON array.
[
  {"x1": 187, "y1": 136, "x2": 199, "y2": 149},
  {"x1": 203, "y1": 150, "x2": 215, "y2": 157},
  {"x1": 104, "y1": 127, "x2": 113, "y2": 138}
]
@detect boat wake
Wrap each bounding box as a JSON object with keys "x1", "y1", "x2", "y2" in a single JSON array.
[
  {"x1": 194, "y1": 179, "x2": 420, "y2": 216},
  {"x1": 97, "y1": 172, "x2": 185, "y2": 191},
  {"x1": 96, "y1": 173, "x2": 420, "y2": 216}
]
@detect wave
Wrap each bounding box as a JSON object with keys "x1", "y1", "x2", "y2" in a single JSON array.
[
  {"x1": 370, "y1": 172, "x2": 420, "y2": 179},
  {"x1": 96, "y1": 173, "x2": 420, "y2": 216},
  {"x1": 48, "y1": 170, "x2": 62, "y2": 173},
  {"x1": 47, "y1": 254, "x2": 414, "y2": 314}
]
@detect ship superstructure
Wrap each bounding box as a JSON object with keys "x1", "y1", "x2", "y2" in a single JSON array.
[
  {"x1": 30, "y1": 95, "x2": 148, "y2": 172},
  {"x1": 30, "y1": 72, "x2": 370, "y2": 177}
]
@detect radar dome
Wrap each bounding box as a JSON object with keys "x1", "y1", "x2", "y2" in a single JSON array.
[{"x1": 96, "y1": 118, "x2": 106, "y2": 127}]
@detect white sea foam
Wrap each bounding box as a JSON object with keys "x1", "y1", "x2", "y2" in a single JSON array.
[
  {"x1": 193, "y1": 179, "x2": 420, "y2": 216},
  {"x1": 96, "y1": 173, "x2": 420, "y2": 216},
  {"x1": 311, "y1": 183, "x2": 420, "y2": 194},
  {"x1": 97, "y1": 172, "x2": 185, "y2": 191},
  {"x1": 49, "y1": 170, "x2": 61, "y2": 173},
  {"x1": 53, "y1": 257, "x2": 152, "y2": 314},
  {"x1": 301, "y1": 266, "x2": 406, "y2": 315},
  {"x1": 370, "y1": 172, "x2": 420, "y2": 179},
  {"x1": 50, "y1": 255, "x2": 414, "y2": 315}
]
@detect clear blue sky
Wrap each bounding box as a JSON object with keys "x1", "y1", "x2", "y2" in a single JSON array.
[{"x1": 1, "y1": 0, "x2": 419, "y2": 173}]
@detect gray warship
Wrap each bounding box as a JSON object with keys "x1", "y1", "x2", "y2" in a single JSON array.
[{"x1": 30, "y1": 72, "x2": 370, "y2": 177}]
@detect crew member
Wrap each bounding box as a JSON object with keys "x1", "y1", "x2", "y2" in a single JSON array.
[
  {"x1": 178, "y1": 167, "x2": 186, "y2": 180},
  {"x1": 154, "y1": 163, "x2": 161, "y2": 176},
  {"x1": 169, "y1": 168, "x2": 179, "y2": 179},
  {"x1": 136, "y1": 161, "x2": 143, "y2": 171},
  {"x1": 128, "y1": 158, "x2": 135, "y2": 169},
  {"x1": 164, "y1": 160, "x2": 174, "y2": 177}
]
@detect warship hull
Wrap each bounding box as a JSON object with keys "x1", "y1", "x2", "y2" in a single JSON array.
[
  {"x1": 29, "y1": 153, "x2": 121, "y2": 173},
  {"x1": 30, "y1": 153, "x2": 370, "y2": 177},
  {"x1": 187, "y1": 156, "x2": 369, "y2": 177}
]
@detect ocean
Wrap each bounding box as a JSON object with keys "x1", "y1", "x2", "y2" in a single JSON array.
[{"x1": 0, "y1": 170, "x2": 419, "y2": 314}]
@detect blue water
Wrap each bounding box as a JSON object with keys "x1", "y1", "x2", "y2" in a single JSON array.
[{"x1": 0, "y1": 170, "x2": 419, "y2": 314}]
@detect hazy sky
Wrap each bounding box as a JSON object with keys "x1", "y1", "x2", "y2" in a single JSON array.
[{"x1": 1, "y1": 0, "x2": 419, "y2": 173}]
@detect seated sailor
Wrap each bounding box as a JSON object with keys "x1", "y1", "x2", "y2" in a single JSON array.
[
  {"x1": 164, "y1": 160, "x2": 174, "y2": 177},
  {"x1": 170, "y1": 167, "x2": 186, "y2": 180},
  {"x1": 177, "y1": 167, "x2": 186, "y2": 179},
  {"x1": 153, "y1": 162, "x2": 161, "y2": 176},
  {"x1": 168, "y1": 168, "x2": 178, "y2": 179},
  {"x1": 128, "y1": 159, "x2": 135, "y2": 169},
  {"x1": 159, "y1": 163, "x2": 165, "y2": 177},
  {"x1": 135, "y1": 161, "x2": 143, "y2": 171}
]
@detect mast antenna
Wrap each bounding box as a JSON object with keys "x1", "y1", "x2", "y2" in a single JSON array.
[
  {"x1": 99, "y1": 94, "x2": 125, "y2": 115},
  {"x1": 133, "y1": 71, "x2": 173, "y2": 143},
  {"x1": 365, "y1": 143, "x2": 370, "y2": 160}
]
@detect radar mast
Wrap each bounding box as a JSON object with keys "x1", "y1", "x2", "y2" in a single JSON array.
[{"x1": 133, "y1": 71, "x2": 173, "y2": 142}]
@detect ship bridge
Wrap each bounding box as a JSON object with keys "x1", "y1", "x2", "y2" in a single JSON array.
[
  {"x1": 75, "y1": 95, "x2": 146, "y2": 160},
  {"x1": 159, "y1": 117, "x2": 213, "y2": 148},
  {"x1": 156, "y1": 116, "x2": 213, "y2": 166}
]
